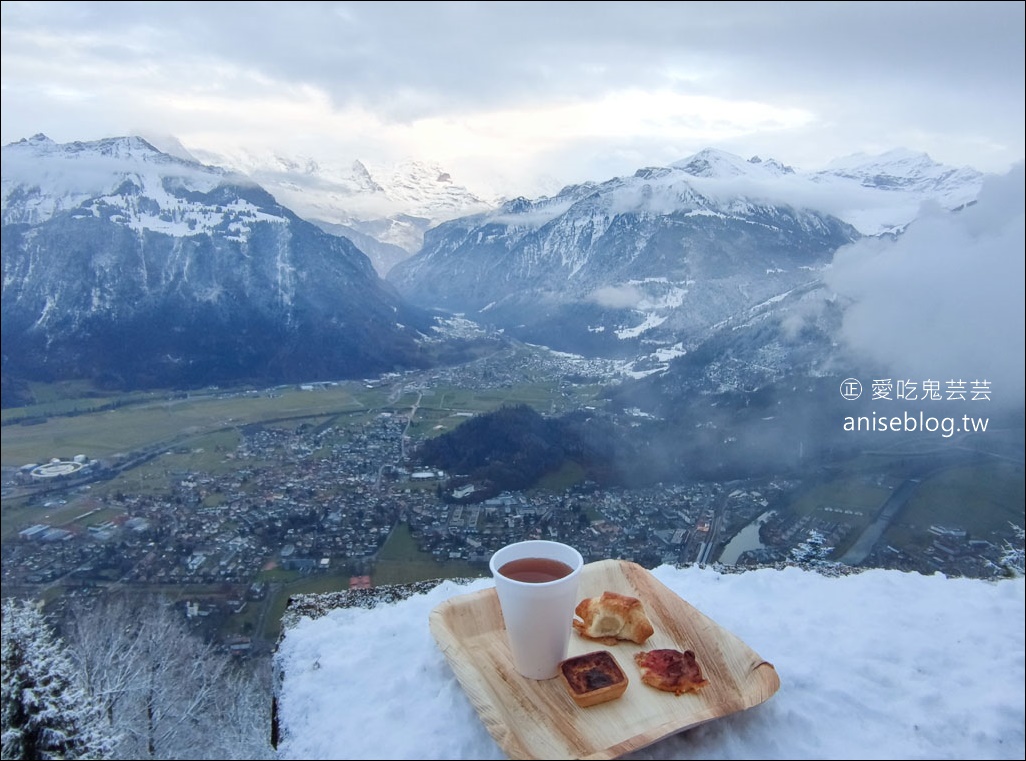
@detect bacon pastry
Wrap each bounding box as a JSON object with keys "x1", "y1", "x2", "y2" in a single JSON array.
[
  {"x1": 633, "y1": 648, "x2": 710, "y2": 696},
  {"x1": 572, "y1": 591, "x2": 655, "y2": 645}
]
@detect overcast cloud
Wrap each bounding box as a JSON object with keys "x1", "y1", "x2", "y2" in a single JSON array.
[
  {"x1": 1, "y1": 1, "x2": 1023, "y2": 195},
  {"x1": 825, "y1": 162, "x2": 1026, "y2": 405}
]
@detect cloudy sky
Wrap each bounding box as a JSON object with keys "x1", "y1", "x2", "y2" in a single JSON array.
[
  {"x1": 1, "y1": 1, "x2": 1023, "y2": 195},
  {"x1": 825, "y1": 163, "x2": 1025, "y2": 403}
]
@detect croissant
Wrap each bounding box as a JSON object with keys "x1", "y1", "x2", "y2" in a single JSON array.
[{"x1": 572, "y1": 591, "x2": 655, "y2": 645}]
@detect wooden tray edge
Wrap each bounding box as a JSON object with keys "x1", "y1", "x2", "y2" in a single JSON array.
[{"x1": 428, "y1": 561, "x2": 782, "y2": 760}]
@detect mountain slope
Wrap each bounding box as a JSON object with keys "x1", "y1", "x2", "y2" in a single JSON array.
[
  {"x1": 1, "y1": 134, "x2": 435, "y2": 393},
  {"x1": 387, "y1": 154, "x2": 860, "y2": 359},
  {"x1": 386, "y1": 147, "x2": 985, "y2": 366}
]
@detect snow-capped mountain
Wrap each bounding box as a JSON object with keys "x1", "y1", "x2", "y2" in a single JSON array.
[
  {"x1": 157, "y1": 140, "x2": 982, "y2": 275},
  {"x1": 809, "y1": 147, "x2": 984, "y2": 235},
  {"x1": 1, "y1": 134, "x2": 435, "y2": 393},
  {"x1": 1, "y1": 135, "x2": 990, "y2": 394},
  {"x1": 386, "y1": 147, "x2": 986, "y2": 373},
  {"x1": 671, "y1": 149, "x2": 797, "y2": 179},
  {"x1": 387, "y1": 151, "x2": 860, "y2": 365},
  {"x1": 815, "y1": 147, "x2": 983, "y2": 201},
  {"x1": 1, "y1": 134, "x2": 232, "y2": 227},
  {"x1": 183, "y1": 144, "x2": 495, "y2": 268},
  {"x1": 667, "y1": 147, "x2": 984, "y2": 237}
]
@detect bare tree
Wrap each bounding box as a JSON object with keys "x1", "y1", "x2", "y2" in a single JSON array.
[
  {"x1": 64, "y1": 594, "x2": 272, "y2": 760},
  {"x1": 63, "y1": 595, "x2": 145, "y2": 733}
]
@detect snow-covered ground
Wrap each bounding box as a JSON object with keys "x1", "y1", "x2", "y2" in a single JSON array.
[{"x1": 275, "y1": 565, "x2": 1025, "y2": 760}]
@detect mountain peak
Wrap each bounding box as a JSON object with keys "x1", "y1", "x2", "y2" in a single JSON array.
[
  {"x1": 87, "y1": 135, "x2": 163, "y2": 158},
  {"x1": 672, "y1": 148, "x2": 750, "y2": 177},
  {"x1": 23, "y1": 132, "x2": 55, "y2": 146},
  {"x1": 350, "y1": 160, "x2": 384, "y2": 192},
  {"x1": 1, "y1": 134, "x2": 231, "y2": 227},
  {"x1": 823, "y1": 147, "x2": 936, "y2": 173},
  {"x1": 138, "y1": 133, "x2": 201, "y2": 163},
  {"x1": 672, "y1": 148, "x2": 794, "y2": 178},
  {"x1": 815, "y1": 148, "x2": 984, "y2": 204}
]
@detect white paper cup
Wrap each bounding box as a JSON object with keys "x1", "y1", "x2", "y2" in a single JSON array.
[{"x1": 489, "y1": 540, "x2": 584, "y2": 680}]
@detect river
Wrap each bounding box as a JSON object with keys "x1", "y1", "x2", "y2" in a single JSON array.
[{"x1": 717, "y1": 511, "x2": 775, "y2": 565}]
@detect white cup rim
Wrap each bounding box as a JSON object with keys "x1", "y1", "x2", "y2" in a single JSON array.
[{"x1": 489, "y1": 540, "x2": 584, "y2": 587}]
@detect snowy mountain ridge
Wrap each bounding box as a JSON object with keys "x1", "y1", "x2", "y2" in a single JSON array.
[
  {"x1": 818, "y1": 146, "x2": 984, "y2": 195},
  {"x1": 0, "y1": 133, "x2": 285, "y2": 242},
  {"x1": 0, "y1": 134, "x2": 990, "y2": 387},
  {"x1": 669, "y1": 146, "x2": 984, "y2": 236},
  {"x1": 386, "y1": 149, "x2": 862, "y2": 367},
  {"x1": 153, "y1": 140, "x2": 985, "y2": 261},
  {"x1": 1, "y1": 133, "x2": 436, "y2": 393},
  {"x1": 385, "y1": 145, "x2": 986, "y2": 378},
  {"x1": 671, "y1": 147, "x2": 797, "y2": 178},
  {"x1": 7, "y1": 132, "x2": 983, "y2": 263},
  {"x1": 182, "y1": 143, "x2": 494, "y2": 256}
]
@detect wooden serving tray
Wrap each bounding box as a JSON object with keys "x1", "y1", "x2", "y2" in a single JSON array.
[{"x1": 429, "y1": 559, "x2": 779, "y2": 760}]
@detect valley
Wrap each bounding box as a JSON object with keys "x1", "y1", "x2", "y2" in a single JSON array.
[{"x1": 2, "y1": 343, "x2": 1022, "y2": 654}]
